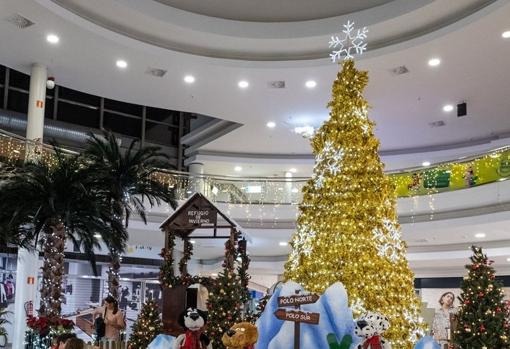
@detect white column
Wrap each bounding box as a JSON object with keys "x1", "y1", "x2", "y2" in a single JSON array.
[
  {"x1": 12, "y1": 63, "x2": 47, "y2": 349},
  {"x1": 188, "y1": 162, "x2": 205, "y2": 194}
]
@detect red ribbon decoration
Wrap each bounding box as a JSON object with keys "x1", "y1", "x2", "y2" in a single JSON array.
[
  {"x1": 363, "y1": 335, "x2": 382, "y2": 349},
  {"x1": 180, "y1": 330, "x2": 205, "y2": 349}
]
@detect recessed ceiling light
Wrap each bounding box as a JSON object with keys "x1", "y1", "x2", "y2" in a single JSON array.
[
  {"x1": 238, "y1": 80, "x2": 249, "y2": 89},
  {"x1": 428, "y1": 58, "x2": 441, "y2": 67},
  {"x1": 502, "y1": 31, "x2": 510, "y2": 39},
  {"x1": 266, "y1": 121, "x2": 276, "y2": 128},
  {"x1": 507, "y1": 257, "x2": 510, "y2": 262},
  {"x1": 305, "y1": 80, "x2": 317, "y2": 88},
  {"x1": 289, "y1": 168, "x2": 297, "y2": 173},
  {"x1": 279, "y1": 241, "x2": 288, "y2": 246},
  {"x1": 443, "y1": 104, "x2": 454, "y2": 112},
  {"x1": 46, "y1": 34, "x2": 59, "y2": 44},
  {"x1": 475, "y1": 233, "x2": 486, "y2": 238},
  {"x1": 291, "y1": 188, "x2": 299, "y2": 193},
  {"x1": 422, "y1": 161, "x2": 431, "y2": 167},
  {"x1": 184, "y1": 75, "x2": 195, "y2": 83},
  {"x1": 234, "y1": 166, "x2": 242, "y2": 172},
  {"x1": 116, "y1": 60, "x2": 128, "y2": 69},
  {"x1": 190, "y1": 240, "x2": 196, "y2": 244},
  {"x1": 285, "y1": 172, "x2": 293, "y2": 178}
]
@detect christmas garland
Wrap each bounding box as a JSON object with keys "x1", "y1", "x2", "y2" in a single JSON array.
[{"x1": 159, "y1": 234, "x2": 214, "y2": 288}]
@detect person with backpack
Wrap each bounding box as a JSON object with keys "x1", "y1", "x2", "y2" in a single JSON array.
[{"x1": 93, "y1": 296, "x2": 126, "y2": 342}]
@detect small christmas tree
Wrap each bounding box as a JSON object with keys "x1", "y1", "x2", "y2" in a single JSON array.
[
  {"x1": 128, "y1": 299, "x2": 162, "y2": 349},
  {"x1": 206, "y1": 236, "x2": 250, "y2": 349},
  {"x1": 454, "y1": 246, "x2": 509, "y2": 349}
]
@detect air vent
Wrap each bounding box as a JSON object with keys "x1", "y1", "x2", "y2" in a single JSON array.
[
  {"x1": 390, "y1": 65, "x2": 409, "y2": 76},
  {"x1": 145, "y1": 67, "x2": 167, "y2": 77},
  {"x1": 429, "y1": 120, "x2": 446, "y2": 128},
  {"x1": 268, "y1": 81, "x2": 285, "y2": 89},
  {"x1": 4, "y1": 13, "x2": 34, "y2": 29}
]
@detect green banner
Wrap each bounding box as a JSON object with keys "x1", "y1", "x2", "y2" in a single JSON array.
[{"x1": 390, "y1": 150, "x2": 510, "y2": 197}]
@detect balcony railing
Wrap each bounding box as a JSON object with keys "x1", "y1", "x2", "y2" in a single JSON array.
[{"x1": 1, "y1": 128, "x2": 510, "y2": 205}]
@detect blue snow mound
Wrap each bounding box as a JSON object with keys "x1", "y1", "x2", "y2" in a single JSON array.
[
  {"x1": 256, "y1": 281, "x2": 359, "y2": 349},
  {"x1": 148, "y1": 334, "x2": 176, "y2": 349},
  {"x1": 413, "y1": 336, "x2": 441, "y2": 349}
]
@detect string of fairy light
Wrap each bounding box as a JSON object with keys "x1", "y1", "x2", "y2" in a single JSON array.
[{"x1": 1, "y1": 132, "x2": 509, "y2": 210}]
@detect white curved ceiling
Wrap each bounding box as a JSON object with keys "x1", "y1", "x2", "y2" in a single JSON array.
[
  {"x1": 0, "y1": 0, "x2": 509, "y2": 168},
  {"x1": 155, "y1": 0, "x2": 396, "y2": 22}
]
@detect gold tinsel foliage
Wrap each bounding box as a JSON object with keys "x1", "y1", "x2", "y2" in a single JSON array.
[{"x1": 284, "y1": 60, "x2": 425, "y2": 349}]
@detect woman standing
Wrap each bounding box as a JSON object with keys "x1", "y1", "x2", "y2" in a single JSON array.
[
  {"x1": 93, "y1": 296, "x2": 126, "y2": 341},
  {"x1": 432, "y1": 292, "x2": 457, "y2": 349}
]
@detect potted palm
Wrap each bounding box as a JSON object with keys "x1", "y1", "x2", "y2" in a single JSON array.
[
  {"x1": 0, "y1": 145, "x2": 126, "y2": 319},
  {"x1": 85, "y1": 132, "x2": 177, "y2": 298}
]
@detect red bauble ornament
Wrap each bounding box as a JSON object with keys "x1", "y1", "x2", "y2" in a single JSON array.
[
  {"x1": 480, "y1": 324, "x2": 486, "y2": 332},
  {"x1": 478, "y1": 292, "x2": 485, "y2": 297},
  {"x1": 464, "y1": 300, "x2": 471, "y2": 305}
]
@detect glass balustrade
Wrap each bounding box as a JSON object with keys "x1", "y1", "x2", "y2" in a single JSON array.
[{"x1": 1, "y1": 129, "x2": 510, "y2": 205}]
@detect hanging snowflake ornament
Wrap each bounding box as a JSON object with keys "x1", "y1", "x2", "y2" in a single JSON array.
[{"x1": 329, "y1": 21, "x2": 368, "y2": 62}]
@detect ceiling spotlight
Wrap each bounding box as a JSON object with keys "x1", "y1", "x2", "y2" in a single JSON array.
[
  {"x1": 291, "y1": 188, "x2": 299, "y2": 193},
  {"x1": 289, "y1": 168, "x2": 297, "y2": 173},
  {"x1": 190, "y1": 240, "x2": 196, "y2": 244},
  {"x1": 442, "y1": 104, "x2": 454, "y2": 112},
  {"x1": 46, "y1": 34, "x2": 59, "y2": 44},
  {"x1": 428, "y1": 58, "x2": 441, "y2": 67},
  {"x1": 475, "y1": 233, "x2": 486, "y2": 238},
  {"x1": 305, "y1": 80, "x2": 317, "y2": 88},
  {"x1": 234, "y1": 166, "x2": 242, "y2": 172},
  {"x1": 266, "y1": 121, "x2": 276, "y2": 128},
  {"x1": 279, "y1": 241, "x2": 288, "y2": 246},
  {"x1": 184, "y1": 75, "x2": 195, "y2": 83},
  {"x1": 502, "y1": 31, "x2": 510, "y2": 39},
  {"x1": 422, "y1": 161, "x2": 431, "y2": 167},
  {"x1": 507, "y1": 257, "x2": 510, "y2": 262},
  {"x1": 238, "y1": 80, "x2": 249, "y2": 89},
  {"x1": 116, "y1": 60, "x2": 128, "y2": 69}
]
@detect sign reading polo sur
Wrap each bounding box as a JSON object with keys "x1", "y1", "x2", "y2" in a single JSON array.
[{"x1": 187, "y1": 205, "x2": 217, "y2": 226}]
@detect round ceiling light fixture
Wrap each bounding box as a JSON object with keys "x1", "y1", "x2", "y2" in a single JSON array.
[
  {"x1": 289, "y1": 168, "x2": 297, "y2": 173},
  {"x1": 279, "y1": 241, "x2": 288, "y2": 246},
  {"x1": 238, "y1": 80, "x2": 249, "y2": 89},
  {"x1": 443, "y1": 104, "x2": 454, "y2": 112},
  {"x1": 116, "y1": 60, "x2": 128, "y2": 69},
  {"x1": 422, "y1": 161, "x2": 431, "y2": 167},
  {"x1": 305, "y1": 80, "x2": 317, "y2": 88},
  {"x1": 428, "y1": 58, "x2": 441, "y2": 67},
  {"x1": 475, "y1": 233, "x2": 486, "y2": 238},
  {"x1": 184, "y1": 75, "x2": 195, "y2": 83},
  {"x1": 234, "y1": 166, "x2": 242, "y2": 172},
  {"x1": 46, "y1": 34, "x2": 60, "y2": 44},
  {"x1": 266, "y1": 121, "x2": 276, "y2": 128},
  {"x1": 502, "y1": 31, "x2": 510, "y2": 39}
]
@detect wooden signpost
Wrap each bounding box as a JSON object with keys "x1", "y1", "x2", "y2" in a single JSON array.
[{"x1": 274, "y1": 291, "x2": 320, "y2": 349}]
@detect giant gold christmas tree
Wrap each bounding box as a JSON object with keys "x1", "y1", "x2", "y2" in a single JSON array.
[{"x1": 284, "y1": 60, "x2": 424, "y2": 348}]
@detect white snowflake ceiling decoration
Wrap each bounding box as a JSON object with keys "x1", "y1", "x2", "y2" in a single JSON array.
[{"x1": 329, "y1": 21, "x2": 368, "y2": 62}]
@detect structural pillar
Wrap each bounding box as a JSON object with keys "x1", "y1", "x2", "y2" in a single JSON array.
[
  {"x1": 12, "y1": 63, "x2": 47, "y2": 349},
  {"x1": 188, "y1": 162, "x2": 205, "y2": 194}
]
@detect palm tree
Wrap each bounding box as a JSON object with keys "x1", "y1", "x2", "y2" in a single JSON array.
[
  {"x1": 85, "y1": 131, "x2": 178, "y2": 299},
  {"x1": 0, "y1": 147, "x2": 126, "y2": 319}
]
